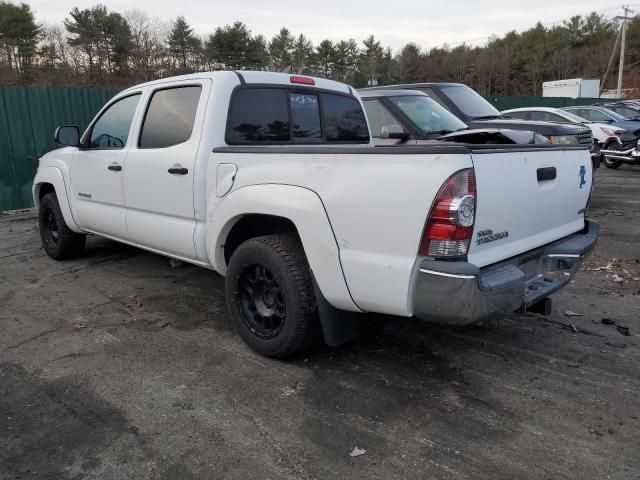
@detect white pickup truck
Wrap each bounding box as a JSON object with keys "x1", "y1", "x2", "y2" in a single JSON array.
[{"x1": 33, "y1": 71, "x2": 598, "y2": 358}]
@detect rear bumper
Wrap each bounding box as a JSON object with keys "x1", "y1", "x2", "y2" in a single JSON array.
[{"x1": 412, "y1": 220, "x2": 599, "y2": 325}]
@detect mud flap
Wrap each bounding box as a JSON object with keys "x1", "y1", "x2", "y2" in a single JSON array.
[{"x1": 311, "y1": 276, "x2": 361, "y2": 347}]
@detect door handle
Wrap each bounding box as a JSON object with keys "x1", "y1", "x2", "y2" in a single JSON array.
[
  {"x1": 108, "y1": 164, "x2": 122, "y2": 171},
  {"x1": 168, "y1": 167, "x2": 189, "y2": 175},
  {"x1": 537, "y1": 167, "x2": 556, "y2": 181}
]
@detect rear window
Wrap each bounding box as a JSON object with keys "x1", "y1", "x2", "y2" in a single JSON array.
[
  {"x1": 226, "y1": 87, "x2": 369, "y2": 145},
  {"x1": 227, "y1": 89, "x2": 290, "y2": 143}
]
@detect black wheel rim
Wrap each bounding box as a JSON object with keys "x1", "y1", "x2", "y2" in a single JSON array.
[
  {"x1": 237, "y1": 263, "x2": 286, "y2": 339},
  {"x1": 42, "y1": 207, "x2": 59, "y2": 246}
]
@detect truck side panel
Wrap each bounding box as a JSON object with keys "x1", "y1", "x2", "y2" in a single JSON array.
[{"x1": 209, "y1": 150, "x2": 473, "y2": 316}]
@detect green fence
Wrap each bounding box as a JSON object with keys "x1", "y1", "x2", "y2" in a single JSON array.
[
  {"x1": 485, "y1": 95, "x2": 616, "y2": 111},
  {"x1": 0, "y1": 86, "x2": 116, "y2": 211}
]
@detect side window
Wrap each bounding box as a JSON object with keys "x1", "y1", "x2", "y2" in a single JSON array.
[
  {"x1": 506, "y1": 111, "x2": 530, "y2": 120},
  {"x1": 321, "y1": 93, "x2": 369, "y2": 142},
  {"x1": 362, "y1": 99, "x2": 405, "y2": 137},
  {"x1": 227, "y1": 89, "x2": 290, "y2": 144},
  {"x1": 530, "y1": 111, "x2": 565, "y2": 122},
  {"x1": 139, "y1": 86, "x2": 202, "y2": 149},
  {"x1": 88, "y1": 94, "x2": 141, "y2": 149},
  {"x1": 289, "y1": 93, "x2": 321, "y2": 139},
  {"x1": 589, "y1": 109, "x2": 612, "y2": 122},
  {"x1": 577, "y1": 109, "x2": 596, "y2": 121}
]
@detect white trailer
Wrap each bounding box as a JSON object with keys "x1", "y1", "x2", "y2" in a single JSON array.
[{"x1": 542, "y1": 79, "x2": 600, "y2": 98}]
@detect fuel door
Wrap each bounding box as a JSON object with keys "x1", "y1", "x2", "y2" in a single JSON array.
[{"x1": 216, "y1": 163, "x2": 237, "y2": 197}]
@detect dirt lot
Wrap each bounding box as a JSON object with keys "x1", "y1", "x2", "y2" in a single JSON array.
[{"x1": 1, "y1": 166, "x2": 639, "y2": 480}]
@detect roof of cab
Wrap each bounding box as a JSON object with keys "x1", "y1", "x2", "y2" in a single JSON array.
[{"x1": 120, "y1": 70, "x2": 353, "y2": 96}]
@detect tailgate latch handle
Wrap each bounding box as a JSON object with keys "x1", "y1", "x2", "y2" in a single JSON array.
[{"x1": 537, "y1": 167, "x2": 556, "y2": 181}]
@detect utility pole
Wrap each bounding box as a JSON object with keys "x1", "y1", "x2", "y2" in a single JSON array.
[
  {"x1": 601, "y1": 28, "x2": 621, "y2": 94},
  {"x1": 617, "y1": 5, "x2": 632, "y2": 98}
]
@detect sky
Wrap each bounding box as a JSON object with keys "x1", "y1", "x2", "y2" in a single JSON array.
[{"x1": 27, "y1": 0, "x2": 626, "y2": 51}]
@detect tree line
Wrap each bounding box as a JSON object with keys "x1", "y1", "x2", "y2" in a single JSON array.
[{"x1": 1, "y1": 2, "x2": 638, "y2": 95}]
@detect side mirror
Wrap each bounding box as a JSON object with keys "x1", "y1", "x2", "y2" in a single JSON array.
[
  {"x1": 54, "y1": 126, "x2": 80, "y2": 147},
  {"x1": 380, "y1": 124, "x2": 409, "y2": 141}
]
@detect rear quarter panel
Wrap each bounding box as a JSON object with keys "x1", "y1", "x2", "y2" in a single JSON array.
[{"x1": 211, "y1": 150, "x2": 473, "y2": 316}]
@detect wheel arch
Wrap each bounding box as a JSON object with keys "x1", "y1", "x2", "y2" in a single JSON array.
[
  {"x1": 32, "y1": 167, "x2": 82, "y2": 233},
  {"x1": 208, "y1": 184, "x2": 360, "y2": 313}
]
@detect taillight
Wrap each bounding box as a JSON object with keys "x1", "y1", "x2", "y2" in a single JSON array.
[
  {"x1": 290, "y1": 75, "x2": 315, "y2": 85},
  {"x1": 419, "y1": 169, "x2": 476, "y2": 258}
]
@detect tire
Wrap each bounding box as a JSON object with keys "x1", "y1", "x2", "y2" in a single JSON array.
[
  {"x1": 225, "y1": 234, "x2": 318, "y2": 358},
  {"x1": 38, "y1": 192, "x2": 86, "y2": 260},
  {"x1": 602, "y1": 140, "x2": 623, "y2": 169}
]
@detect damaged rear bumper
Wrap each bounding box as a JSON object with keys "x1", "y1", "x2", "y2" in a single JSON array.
[{"x1": 411, "y1": 220, "x2": 599, "y2": 326}]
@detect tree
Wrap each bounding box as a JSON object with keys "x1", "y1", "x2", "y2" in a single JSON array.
[
  {"x1": 333, "y1": 39, "x2": 358, "y2": 82},
  {"x1": 359, "y1": 35, "x2": 383, "y2": 86},
  {"x1": 64, "y1": 5, "x2": 132, "y2": 83},
  {"x1": 0, "y1": 1, "x2": 40, "y2": 79},
  {"x1": 269, "y1": 27, "x2": 294, "y2": 71},
  {"x1": 246, "y1": 34, "x2": 269, "y2": 70},
  {"x1": 397, "y1": 43, "x2": 421, "y2": 83},
  {"x1": 314, "y1": 39, "x2": 335, "y2": 77},
  {"x1": 167, "y1": 15, "x2": 200, "y2": 72},
  {"x1": 291, "y1": 34, "x2": 313, "y2": 73},
  {"x1": 125, "y1": 10, "x2": 167, "y2": 82},
  {"x1": 205, "y1": 21, "x2": 252, "y2": 70}
]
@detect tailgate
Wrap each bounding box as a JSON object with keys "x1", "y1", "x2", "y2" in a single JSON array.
[{"x1": 467, "y1": 147, "x2": 592, "y2": 268}]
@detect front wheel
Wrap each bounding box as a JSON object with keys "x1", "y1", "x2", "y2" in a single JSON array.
[
  {"x1": 38, "y1": 192, "x2": 86, "y2": 260},
  {"x1": 225, "y1": 234, "x2": 318, "y2": 358}
]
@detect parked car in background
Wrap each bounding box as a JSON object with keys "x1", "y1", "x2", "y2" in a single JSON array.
[
  {"x1": 562, "y1": 106, "x2": 640, "y2": 135},
  {"x1": 364, "y1": 83, "x2": 599, "y2": 167},
  {"x1": 359, "y1": 89, "x2": 548, "y2": 145},
  {"x1": 594, "y1": 101, "x2": 640, "y2": 120},
  {"x1": 31, "y1": 71, "x2": 598, "y2": 358},
  {"x1": 502, "y1": 106, "x2": 633, "y2": 145}
]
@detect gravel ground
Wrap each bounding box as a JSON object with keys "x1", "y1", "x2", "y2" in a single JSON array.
[{"x1": 1, "y1": 166, "x2": 639, "y2": 480}]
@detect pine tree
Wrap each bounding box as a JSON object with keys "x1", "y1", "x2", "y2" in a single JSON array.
[{"x1": 168, "y1": 16, "x2": 200, "y2": 72}]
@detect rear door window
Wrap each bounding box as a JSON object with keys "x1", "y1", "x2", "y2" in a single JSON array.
[
  {"x1": 227, "y1": 89, "x2": 291, "y2": 143},
  {"x1": 139, "y1": 86, "x2": 202, "y2": 148}
]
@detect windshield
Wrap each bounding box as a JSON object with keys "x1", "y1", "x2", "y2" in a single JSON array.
[
  {"x1": 611, "y1": 106, "x2": 640, "y2": 120},
  {"x1": 599, "y1": 108, "x2": 629, "y2": 121},
  {"x1": 388, "y1": 95, "x2": 468, "y2": 135},
  {"x1": 439, "y1": 85, "x2": 502, "y2": 119}
]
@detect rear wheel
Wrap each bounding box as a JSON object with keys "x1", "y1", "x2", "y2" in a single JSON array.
[
  {"x1": 225, "y1": 234, "x2": 318, "y2": 358},
  {"x1": 602, "y1": 140, "x2": 624, "y2": 169},
  {"x1": 39, "y1": 192, "x2": 86, "y2": 260}
]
